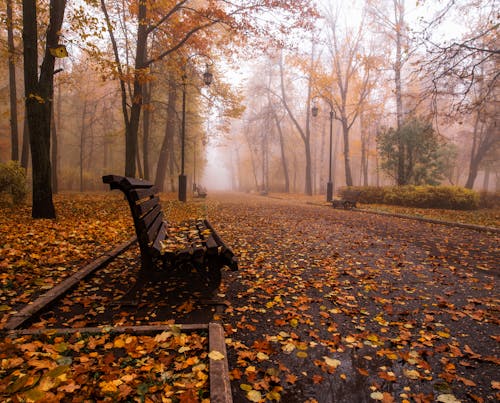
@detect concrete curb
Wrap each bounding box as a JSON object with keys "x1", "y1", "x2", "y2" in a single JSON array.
[
  {"x1": 3, "y1": 236, "x2": 137, "y2": 330},
  {"x1": 209, "y1": 322, "x2": 233, "y2": 403},
  {"x1": 354, "y1": 208, "x2": 500, "y2": 234},
  {"x1": 307, "y1": 200, "x2": 498, "y2": 234}
]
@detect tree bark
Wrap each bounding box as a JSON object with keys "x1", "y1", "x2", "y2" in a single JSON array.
[
  {"x1": 393, "y1": 0, "x2": 406, "y2": 185},
  {"x1": 7, "y1": 0, "x2": 19, "y2": 161},
  {"x1": 272, "y1": 111, "x2": 290, "y2": 193},
  {"x1": 125, "y1": 1, "x2": 148, "y2": 177},
  {"x1": 279, "y1": 49, "x2": 314, "y2": 195},
  {"x1": 142, "y1": 81, "x2": 152, "y2": 180},
  {"x1": 155, "y1": 74, "x2": 178, "y2": 191},
  {"x1": 21, "y1": 116, "x2": 30, "y2": 169},
  {"x1": 23, "y1": 0, "x2": 66, "y2": 218},
  {"x1": 51, "y1": 98, "x2": 58, "y2": 193}
]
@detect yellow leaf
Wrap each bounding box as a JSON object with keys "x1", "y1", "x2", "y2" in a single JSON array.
[
  {"x1": 267, "y1": 391, "x2": 281, "y2": 401},
  {"x1": 208, "y1": 350, "x2": 225, "y2": 360},
  {"x1": 257, "y1": 352, "x2": 269, "y2": 361},
  {"x1": 99, "y1": 380, "x2": 118, "y2": 393},
  {"x1": 436, "y1": 394, "x2": 461, "y2": 403},
  {"x1": 403, "y1": 369, "x2": 420, "y2": 380},
  {"x1": 49, "y1": 45, "x2": 68, "y2": 58},
  {"x1": 323, "y1": 356, "x2": 341, "y2": 368},
  {"x1": 296, "y1": 351, "x2": 308, "y2": 358},
  {"x1": 240, "y1": 384, "x2": 253, "y2": 391},
  {"x1": 370, "y1": 391, "x2": 384, "y2": 400},
  {"x1": 247, "y1": 390, "x2": 262, "y2": 402}
]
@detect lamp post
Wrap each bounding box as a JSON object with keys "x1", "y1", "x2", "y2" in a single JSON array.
[
  {"x1": 312, "y1": 97, "x2": 335, "y2": 202},
  {"x1": 179, "y1": 57, "x2": 213, "y2": 202}
]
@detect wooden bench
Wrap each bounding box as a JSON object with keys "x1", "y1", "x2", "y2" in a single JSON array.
[
  {"x1": 332, "y1": 190, "x2": 361, "y2": 210},
  {"x1": 103, "y1": 175, "x2": 237, "y2": 294},
  {"x1": 194, "y1": 183, "x2": 207, "y2": 198}
]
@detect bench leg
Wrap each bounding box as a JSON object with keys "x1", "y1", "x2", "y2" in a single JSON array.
[{"x1": 193, "y1": 258, "x2": 222, "y2": 293}]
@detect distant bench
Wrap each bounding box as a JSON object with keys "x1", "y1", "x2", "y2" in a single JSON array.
[
  {"x1": 103, "y1": 175, "x2": 237, "y2": 294},
  {"x1": 332, "y1": 190, "x2": 361, "y2": 210}
]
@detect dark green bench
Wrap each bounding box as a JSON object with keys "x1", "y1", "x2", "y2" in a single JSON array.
[{"x1": 103, "y1": 175, "x2": 237, "y2": 293}]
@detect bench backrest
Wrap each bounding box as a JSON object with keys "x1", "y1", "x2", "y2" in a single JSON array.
[{"x1": 103, "y1": 175, "x2": 166, "y2": 260}]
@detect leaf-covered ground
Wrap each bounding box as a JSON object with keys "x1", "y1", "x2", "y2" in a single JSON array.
[{"x1": 1, "y1": 192, "x2": 498, "y2": 402}]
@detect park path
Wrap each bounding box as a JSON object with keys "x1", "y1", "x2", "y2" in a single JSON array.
[{"x1": 206, "y1": 193, "x2": 499, "y2": 403}]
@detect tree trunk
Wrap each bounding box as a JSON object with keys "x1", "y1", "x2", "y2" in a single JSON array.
[
  {"x1": 394, "y1": 0, "x2": 405, "y2": 185},
  {"x1": 279, "y1": 49, "x2": 314, "y2": 195},
  {"x1": 155, "y1": 74, "x2": 177, "y2": 191},
  {"x1": 142, "y1": 81, "x2": 151, "y2": 180},
  {"x1": 51, "y1": 100, "x2": 58, "y2": 193},
  {"x1": 125, "y1": 1, "x2": 148, "y2": 177},
  {"x1": 273, "y1": 112, "x2": 290, "y2": 193},
  {"x1": 21, "y1": 115, "x2": 30, "y2": 170},
  {"x1": 79, "y1": 99, "x2": 88, "y2": 193},
  {"x1": 7, "y1": 0, "x2": 19, "y2": 161},
  {"x1": 23, "y1": 0, "x2": 66, "y2": 218},
  {"x1": 342, "y1": 120, "x2": 353, "y2": 186}
]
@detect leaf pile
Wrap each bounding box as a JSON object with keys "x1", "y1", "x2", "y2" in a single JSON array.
[
  {"x1": 0, "y1": 328, "x2": 209, "y2": 402},
  {"x1": 0, "y1": 193, "x2": 134, "y2": 325}
]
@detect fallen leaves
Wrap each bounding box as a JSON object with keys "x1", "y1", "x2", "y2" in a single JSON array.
[
  {"x1": 0, "y1": 329, "x2": 210, "y2": 401},
  {"x1": 1, "y1": 193, "x2": 498, "y2": 402}
]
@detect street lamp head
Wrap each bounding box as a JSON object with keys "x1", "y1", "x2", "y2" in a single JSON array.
[
  {"x1": 203, "y1": 64, "x2": 213, "y2": 86},
  {"x1": 311, "y1": 104, "x2": 319, "y2": 117}
]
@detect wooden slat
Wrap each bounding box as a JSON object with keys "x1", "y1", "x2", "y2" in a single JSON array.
[
  {"x1": 135, "y1": 196, "x2": 160, "y2": 217},
  {"x1": 138, "y1": 205, "x2": 163, "y2": 232},
  {"x1": 121, "y1": 176, "x2": 154, "y2": 189},
  {"x1": 151, "y1": 222, "x2": 167, "y2": 254},
  {"x1": 129, "y1": 187, "x2": 158, "y2": 203},
  {"x1": 145, "y1": 213, "x2": 164, "y2": 244}
]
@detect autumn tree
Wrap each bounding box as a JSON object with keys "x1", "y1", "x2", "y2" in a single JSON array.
[
  {"x1": 367, "y1": 0, "x2": 411, "y2": 186},
  {"x1": 23, "y1": 0, "x2": 67, "y2": 218},
  {"x1": 279, "y1": 46, "x2": 316, "y2": 195},
  {"x1": 321, "y1": 3, "x2": 377, "y2": 187},
  {"x1": 97, "y1": 0, "x2": 318, "y2": 178}
]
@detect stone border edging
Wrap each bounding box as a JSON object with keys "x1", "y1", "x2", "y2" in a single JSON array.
[
  {"x1": 2, "y1": 323, "x2": 233, "y2": 403},
  {"x1": 3, "y1": 236, "x2": 137, "y2": 330},
  {"x1": 354, "y1": 208, "x2": 499, "y2": 233},
  {"x1": 307, "y1": 200, "x2": 498, "y2": 233},
  {"x1": 209, "y1": 322, "x2": 233, "y2": 403}
]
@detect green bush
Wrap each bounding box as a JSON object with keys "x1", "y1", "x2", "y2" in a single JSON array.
[
  {"x1": 0, "y1": 160, "x2": 28, "y2": 205},
  {"x1": 338, "y1": 185, "x2": 479, "y2": 210}
]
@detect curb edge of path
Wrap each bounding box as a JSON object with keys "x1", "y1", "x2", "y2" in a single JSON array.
[{"x1": 305, "y1": 200, "x2": 499, "y2": 234}]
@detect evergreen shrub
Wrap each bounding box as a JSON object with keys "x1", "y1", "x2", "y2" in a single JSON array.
[{"x1": 0, "y1": 160, "x2": 28, "y2": 205}]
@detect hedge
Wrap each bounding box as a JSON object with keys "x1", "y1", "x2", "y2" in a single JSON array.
[{"x1": 337, "y1": 185, "x2": 480, "y2": 210}]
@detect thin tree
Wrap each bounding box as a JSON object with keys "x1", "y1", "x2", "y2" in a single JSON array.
[
  {"x1": 7, "y1": 0, "x2": 19, "y2": 161},
  {"x1": 324, "y1": 5, "x2": 376, "y2": 186},
  {"x1": 367, "y1": 0, "x2": 409, "y2": 185},
  {"x1": 279, "y1": 46, "x2": 316, "y2": 195}
]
